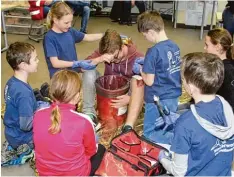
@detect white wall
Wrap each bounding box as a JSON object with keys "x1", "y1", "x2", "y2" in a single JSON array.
[{"x1": 176, "y1": 0, "x2": 227, "y2": 25}]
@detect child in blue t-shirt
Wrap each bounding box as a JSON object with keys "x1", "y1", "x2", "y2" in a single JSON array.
[
  {"x1": 2, "y1": 42, "x2": 39, "y2": 166},
  {"x1": 43, "y1": 1, "x2": 103, "y2": 78},
  {"x1": 159, "y1": 52, "x2": 234, "y2": 176},
  {"x1": 134, "y1": 11, "x2": 181, "y2": 144},
  {"x1": 43, "y1": 2, "x2": 106, "y2": 125}
]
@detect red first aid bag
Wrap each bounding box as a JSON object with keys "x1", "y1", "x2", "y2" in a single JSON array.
[{"x1": 95, "y1": 130, "x2": 167, "y2": 176}]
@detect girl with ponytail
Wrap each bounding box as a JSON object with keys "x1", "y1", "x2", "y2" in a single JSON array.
[
  {"x1": 44, "y1": 1, "x2": 103, "y2": 78},
  {"x1": 204, "y1": 28, "x2": 234, "y2": 110},
  {"x1": 33, "y1": 70, "x2": 105, "y2": 176}
]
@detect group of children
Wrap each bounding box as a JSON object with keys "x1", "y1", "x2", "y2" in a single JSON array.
[{"x1": 2, "y1": 1, "x2": 234, "y2": 176}]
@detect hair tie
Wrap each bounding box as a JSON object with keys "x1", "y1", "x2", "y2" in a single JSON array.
[
  {"x1": 231, "y1": 43, "x2": 234, "y2": 47},
  {"x1": 52, "y1": 102, "x2": 59, "y2": 108}
]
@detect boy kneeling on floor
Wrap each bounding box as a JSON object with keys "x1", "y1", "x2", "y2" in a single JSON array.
[
  {"x1": 159, "y1": 52, "x2": 234, "y2": 176},
  {"x1": 2, "y1": 42, "x2": 39, "y2": 166}
]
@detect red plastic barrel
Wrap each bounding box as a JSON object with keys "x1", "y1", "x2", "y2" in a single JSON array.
[{"x1": 96, "y1": 75, "x2": 130, "y2": 129}]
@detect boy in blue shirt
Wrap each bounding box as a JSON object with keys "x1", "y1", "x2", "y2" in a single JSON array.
[
  {"x1": 2, "y1": 42, "x2": 38, "y2": 166},
  {"x1": 134, "y1": 11, "x2": 181, "y2": 144},
  {"x1": 159, "y1": 52, "x2": 234, "y2": 176}
]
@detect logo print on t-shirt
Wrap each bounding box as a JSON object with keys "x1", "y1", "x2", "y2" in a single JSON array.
[
  {"x1": 167, "y1": 50, "x2": 180, "y2": 74},
  {"x1": 167, "y1": 51, "x2": 173, "y2": 62},
  {"x1": 211, "y1": 138, "x2": 234, "y2": 156},
  {"x1": 4, "y1": 85, "x2": 11, "y2": 102}
]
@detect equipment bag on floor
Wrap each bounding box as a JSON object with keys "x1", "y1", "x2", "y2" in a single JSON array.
[{"x1": 95, "y1": 130, "x2": 167, "y2": 176}]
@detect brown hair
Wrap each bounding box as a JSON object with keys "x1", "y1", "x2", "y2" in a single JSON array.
[
  {"x1": 99, "y1": 29, "x2": 123, "y2": 54},
  {"x1": 137, "y1": 11, "x2": 164, "y2": 33},
  {"x1": 207, "y1": 28, "x2": 234, "y2": 59},
  {"x1": 181, "y1": 52, "x2": 224, "y2": 94},
  {"x1": 47, "y1": 2, "x2": 73, "y2": 29},
  {"x1": 49, "y1": 70, "x2": 81, "y2": 134},
  {"x1": 6, "y1": 42, "x2": 35, "y2": 70}
]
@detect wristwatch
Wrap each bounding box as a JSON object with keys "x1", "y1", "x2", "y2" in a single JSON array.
[{"x1": 122, "y1": 125, "x2": 133, "y2": 133}]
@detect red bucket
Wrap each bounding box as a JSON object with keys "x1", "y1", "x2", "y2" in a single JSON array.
[{"x1": 95, "y1": 75, "x2": 130, "y2": 129}]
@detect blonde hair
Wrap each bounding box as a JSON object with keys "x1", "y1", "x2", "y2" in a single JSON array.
[
  {"x1": 46, "y1": 2, "x2": 73, "y2": 29},
  {"x1": 48, "y1": 70, "x2": 82, "y2": 134},
  {"x1": 207, "y1": 28, "x2": 234, "y2": 60}
]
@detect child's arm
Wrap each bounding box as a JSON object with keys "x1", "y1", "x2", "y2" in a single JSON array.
[
  {"x1": 50, "y1": 57, "x2": 74, "y2": 68},
  {"x1": 159, "y1": 152, "x2": 188, "y2": 176},
  {"x1": 83, "y1": 33, "x2": 104, "y2": 42},
  {"x1": 50, "y1": 57, "x2": 96, "y2": 70},
  {"x1": 140, "y1": 48, "x2": 157, "y2": 86},
  {"x1": 133, "y1": 60, "x2": 155, "y2": 86},
  {"x1": 86, "y1": 49, "x2": 115, "y2": 65},
  {"x1": 90, "y1": 54, "x2": 114, "y2": 65},
  {"x1": 44, "y1": 36, "x2": 75, "y2": 68},
  {"x1": 159, "y1": 120, "x2": 190, "y2": 176},
  {"x1": 83, "y1": 119, "x2": 97, "y2": 157},
  {"x1": 140, "y1": 72, "x2": 155, "y2": 86},
  {"x1": 18, "y1": 96, "x2": 35, "y2": 131}
]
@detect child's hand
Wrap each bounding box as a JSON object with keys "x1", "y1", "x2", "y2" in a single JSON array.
[
  {"x1": 101, "y1": 53, "x2": 114, "y2": 63},
  {"x1": 163, "y1": 112, "x2": 180, "y2": 131},
  {"x1": 133, "y1": 57, "x2": 144, "y2": 74},
  {"x1": 135, "y1": 57, "x2": 145, "y2": 65},
  {"x1": 110, "y1": 95, "x2": 130, "y2": 108},
  {"x1": 79, "y1": 60, "x2": 96, "y2": 70},
  {"x1": 133, "y1": 62, "x2": 142, "y2": 75},
  {"x1": 158, "y1": 150, "x2": 171, "y2": 161},
  {"x1": 72, "y1": 60, "x2": 96, "y2": 70}
]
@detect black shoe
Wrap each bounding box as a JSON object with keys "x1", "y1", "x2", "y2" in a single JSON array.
[
  {"x1": 40, "y1": 82, "x2": 49, "y2": 98},
  {"x1": 111, "y1": 19, "x2": 120, "y2": 23},
  {"x1": 130, "y1": 21, "x2": 137, "y2": 24},
  {"x1": 119, "y1": 21, "x2": 128, "y2": 25},
  {"x1": 119, "y1": 20, "x2": 135, "y2": 26}
]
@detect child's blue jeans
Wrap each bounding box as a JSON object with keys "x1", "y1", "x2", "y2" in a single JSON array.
[
  {"x1": 43, "y1": 0, "x2": 59, "y2": 18},
  {"x1": 143, "y1": 98, "x2": 178, "y2": 145}
]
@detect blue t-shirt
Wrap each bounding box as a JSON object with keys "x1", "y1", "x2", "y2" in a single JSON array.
[
  {"x1": 4, "y1": 77, "x2": 37, "y2": 149},
  {"x1": 143, "y1": 40, "x2": 181, "y2": 103},
  {"x1": 171, "y1": 97, "x2": 234, "y2": 176},
  {"x1": 43, "y1": 28, "x2": 85, "y2": 78}
]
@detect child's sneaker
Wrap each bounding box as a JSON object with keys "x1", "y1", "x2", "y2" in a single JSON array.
[
  {"x1": 2, "y1": 149, "x2": 34, "y2": 166},
  {"x1": 1, "y1": 144, "x2": 34, "y2": 167},
  {"x1": 1, "y1": 141, "x2": 17, "y2": 165},
  {"x1": 17, "y1": 148, "x2": 34, "y2": 165}
]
